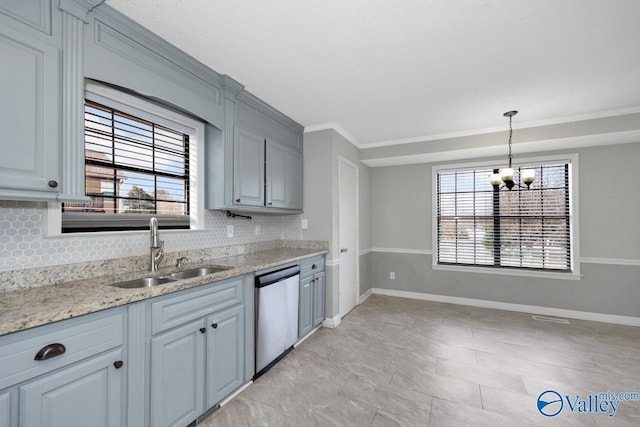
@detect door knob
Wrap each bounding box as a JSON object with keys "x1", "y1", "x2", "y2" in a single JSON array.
[{"x1": 340, "y1": 248, "x2": 348, "y2": 253}]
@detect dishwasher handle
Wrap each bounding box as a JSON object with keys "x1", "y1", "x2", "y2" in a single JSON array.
[{"x1": 255, "y1": 265, "x2": 300, "y2": 288}]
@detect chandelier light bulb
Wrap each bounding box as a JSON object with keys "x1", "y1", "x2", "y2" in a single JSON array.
[
  {"x1": 521, "y1": 169, "x2": 536, "y2": 186},
  {"x1": 500, "y1": 168, "x2": 515, "y2": 182}
]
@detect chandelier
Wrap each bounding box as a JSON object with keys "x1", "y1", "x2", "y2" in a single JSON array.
[{"x1": 490, "y1": 110, "x2": 535, "y2": 190}]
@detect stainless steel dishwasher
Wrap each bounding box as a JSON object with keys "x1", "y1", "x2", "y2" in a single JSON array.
[{"x1": 254, "y1": 265, "x2": 300, "y2": 380}]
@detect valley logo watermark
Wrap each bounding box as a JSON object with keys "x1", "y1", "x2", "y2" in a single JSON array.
[{"x1": 537, "y1": 390, "x2": 640, "y2": 418}]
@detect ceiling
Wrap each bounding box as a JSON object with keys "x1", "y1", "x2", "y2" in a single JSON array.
[{"x1": 105, "y1": 0, "x2": 640, "y2": 147}]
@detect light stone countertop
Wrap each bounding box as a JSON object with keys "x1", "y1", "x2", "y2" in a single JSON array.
[{"x1": 0, "y1": 247, "x2": 327, "y2": 337}]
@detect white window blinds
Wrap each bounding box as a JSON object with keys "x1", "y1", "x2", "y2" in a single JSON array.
[
  {"x1": 436, "y1": 162, "x2": 572, "y2": 272},
  {"x1": 62, "y1": 100, "x2": 190, "y2": 232}
]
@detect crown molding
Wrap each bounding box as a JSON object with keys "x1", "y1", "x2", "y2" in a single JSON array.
[
  {"x1": 304, "y1": 123, "x2": 360, "y2": 149},
  {"x1": 59, "y1": 0, "x2": 105, "y2": 22},
  {"x1": 361, "y1": 129, "x2": 640, "y2": 167}
]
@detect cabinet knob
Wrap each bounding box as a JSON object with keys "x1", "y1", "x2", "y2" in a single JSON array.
[
  {"x1": 34, "y1": 343, "x2": 66, "y2": 361},
  {"x1": 211, "y1": 323, "x2": 218, "y2": 329},
  {"x1": 48, "y1": 180, "x2": 58, "y2": 188},
  {"x1": 311, "y1": 264, "x2": 317, "y2": 269},
  {"x1": 199, "y1": 327, "x2": 206, "y2": 334},
  {"x1": 235, "y1": 198, "x2": 241, "y2": 203},
  {"x1": 340, "y1": 248, "x2": 348, "y2": 253},
  {"x1": 113, "y1": 360, "x2": 124, "y2": 369},
  {"x1": 267, "y1": 201, "x2": 273, "y2": 206}
]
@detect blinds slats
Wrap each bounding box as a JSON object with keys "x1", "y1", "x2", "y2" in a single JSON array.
[
  {"x1": 437, "y1": 163, "x2": 572, "y2": 272},
  {"x1": 62, "y1": 100, "x2": 191, "y2": 232}
]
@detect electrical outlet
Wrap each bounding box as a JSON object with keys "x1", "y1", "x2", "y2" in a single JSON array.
[
  {"x1": 301, "y1": 218, "x2": 309, "y2": 229},
  {"x1": 390, "y1": 272, "x2": 395, "y2": 280},
  {"x1": 227, "y1": 224, "x2": 234, "y2": 238},
  {"x1": 255, "y1": 224, "x2": 261, "y2": 235}
]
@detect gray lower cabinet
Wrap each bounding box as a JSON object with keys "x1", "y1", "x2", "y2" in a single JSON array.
[
  {"x1": 298, "y1": 256, "x2": 326, "y2": 340},
  {"x1": 19, "y1": 348, "x2": 123, "y2": 427},
  {"x1": 150, "y1": 320, "x2": 205, "y2": 427},
  {"x1": 298, "y1": 276, "x2": 314, "y2": 339},
  {"x1": 312, "y1": 272, "x2": 326, "y2": 328},
  {"x1": 148, "y1": 276, "x2": 248, "y2": 427},
  {"x1": 0, "y1": 308, "x2": 126, "y2": 427},
  {"x1": 206, "y1": 305, "x2": 244, "y2": 407},
  {"x1": 0, "y1": 390, "x2": 9, "y2": 427},
  {"x1": 0, "y1": 21, "x2": 61, "y2": 201}
]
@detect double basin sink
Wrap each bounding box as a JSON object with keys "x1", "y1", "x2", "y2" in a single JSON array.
[{"x1": 111, "y1": 266, "x2": 230, "y2": 289}]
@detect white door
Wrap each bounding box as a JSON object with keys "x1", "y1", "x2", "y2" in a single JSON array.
[{"x1": 338, "y1": 158, "x2": 358, "y2": 317}]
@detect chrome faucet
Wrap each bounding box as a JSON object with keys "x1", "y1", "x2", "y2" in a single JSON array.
[{"x1": 149, "y1": 217, "x2": 164, "y2": 273}]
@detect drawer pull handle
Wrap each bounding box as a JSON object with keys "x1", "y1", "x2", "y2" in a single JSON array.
[
  {"x1": 48, "y1": 180, "x2": 58, "y2": 188},
  {"x1": 211, "y1": 323, "x2": 218, "y2": 329},
  {"x1": 34, "y1": 343, "x2": 66, "y2": 361},
  {"x1": 113, "y1": 360, "x2": 124, "y2": 369},
  {"x1": 235, "y1": 198, "x2": 241, "y2": 203},
  {"x1": 199, "y1": 327, "x2": 207, "y2": 334}
]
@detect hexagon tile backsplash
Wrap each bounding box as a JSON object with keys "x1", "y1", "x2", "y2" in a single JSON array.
[{"x1": 0, "y1": 201, "x2": 302, "y2": 272}]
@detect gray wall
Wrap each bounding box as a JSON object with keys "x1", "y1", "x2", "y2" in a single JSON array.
[
  {"x1": 368, "y1": 142, "x2": 640, "y2": 317},
  {"x1": 303, "y1": 128, "x2": 371, "y2": 318}
]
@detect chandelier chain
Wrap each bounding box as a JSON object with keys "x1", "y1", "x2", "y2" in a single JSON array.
[{"x1": 508, "y1": 114, "x2": 513, "y2": 168}]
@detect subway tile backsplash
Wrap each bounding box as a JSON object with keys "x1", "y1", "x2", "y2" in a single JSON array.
[{"x1": 0, "y1": 201, "x2": 302, "y2": 272}]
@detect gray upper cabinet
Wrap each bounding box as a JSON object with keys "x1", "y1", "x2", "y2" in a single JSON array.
[
  {"x1": 233, "y1": 125, "x2": 266, "y2": 207},
  {"x1": 0, "y1": 22, "x2": 61, "y2": 201},
  {"x1": 207, "y1": 90, "x2": 304, "y2": 214},
  {"x1": 266, "y1": 140, "x2": 303, "y2": 210}
]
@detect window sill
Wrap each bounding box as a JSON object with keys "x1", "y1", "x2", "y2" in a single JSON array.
[
  {"x1": 45, "y1": 226, "x2": 207, "y2": 239},
  {"x1": 432, "y1": 263, "x2": 582, "y2": 280}
]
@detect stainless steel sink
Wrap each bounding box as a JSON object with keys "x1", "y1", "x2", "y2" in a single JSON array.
[
  {"x1": 110, "y1": 266, "x2": 230, "y2": 288},
  {"x1": 110, "y1": 276, "x2": 175, "y2": 289},
  {"x1": 168, "y1": 266, "x2": 229, "y2": 280}
]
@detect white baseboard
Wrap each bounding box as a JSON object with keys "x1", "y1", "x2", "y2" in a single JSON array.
[
  {"x1": 219, "y1": 381, "x2": 252, "y2": 407},
  {"x1": 294, "y1": 325, "x2": 321, "y2": 347},
  {"x1": 359, "y1": 288, "x2": 373, "y2": 304},
  {"x1": 371, "y1": 288, "x2": 640, "y2": 327},
  {"x1": 322, "y1": 314, "x2": 341, "y2": 328}
]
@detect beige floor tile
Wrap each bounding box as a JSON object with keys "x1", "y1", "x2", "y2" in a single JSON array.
[
  {"x1": 342, "y1": 374, "x2": 433, "y2": 422},
  {"x1": 372, "y1": 408, "x2": 430, "y2": 426},
  {"x1": 201, "y1": 295, "x2": 640, "y2": 426},
  {"x1": 429, "y1": 397, "x2": 539, "y2": 427},
  {"x1": 435, "y1": 357, "x2": 528, "y2": 395}
]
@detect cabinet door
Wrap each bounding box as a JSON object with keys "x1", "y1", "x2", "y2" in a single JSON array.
[
  {"x1": 150, "y1": 320, "x2": 205, "y2": 427},
  {"x1": 298, "y1": 276, "x2": 313, "y2": 339},
  {"x1": 233, "y1": 125, "x2": 264, "y2": 207},
  {"x1": 0, "y1": 390, "x2": 10, "y2": 427},
  {"x1": 265, "y1": 141, "x2": 302, "y2": 210},
  {"x1": 206, "y1": 305, "x2": 244, "y2": 408},
  {"x1": 0, "y1": 24, "x2": 60, "y2": 200},
  {"x1": 19, "y1": 348, "x2": 123, "y2": 427},
  {"x1": 312, "y1": 272, "x2": 326, "y2": 328}
]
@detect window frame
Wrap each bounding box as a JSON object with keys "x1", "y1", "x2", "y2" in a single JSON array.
[
  {"x1": 431, "y1": 153, "x2": 581, "y2": 280},
  {"x1": 49, "y1": 81, "x2": 205, "y2": 236}
]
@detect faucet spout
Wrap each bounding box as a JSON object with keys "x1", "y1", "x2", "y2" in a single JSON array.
[{"x1": 150, "y1": 217, "x2": 164, "y2": 273}]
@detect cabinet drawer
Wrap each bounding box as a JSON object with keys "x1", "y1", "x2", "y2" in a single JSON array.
[
  {"x1": 300, "y1": 256, "x2": 325, "y2": 277},
  {"x1": 0, "y1": 310, "x2": 123, "y2": 390},
  {"x1": 151, "y1": 277, "x2": 244, "y2": 335}
]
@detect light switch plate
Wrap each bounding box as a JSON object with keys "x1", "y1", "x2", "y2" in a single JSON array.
[
  {"x1": 301, "y1": 218, "x2": 309, "y2": 229},
  {"x1": 227, "y1": 225, "x2": 234, "y2": 238}
]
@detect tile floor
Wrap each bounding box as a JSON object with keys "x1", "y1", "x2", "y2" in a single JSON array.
[{"x1": 202, "y1": 295, "x2": 640, "y2": 426}]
